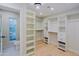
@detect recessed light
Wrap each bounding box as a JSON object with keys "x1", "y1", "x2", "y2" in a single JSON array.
[
  {"x1": 47, "y1": 6, "x2": 54, "y2": 11},
  {"x1": 34, "y1": 3, "x2": 41, "y2": 9},
  {"x1": 51, "y1": 7, "x2": 54, "y2": 11},
  {"x1": 40, "y1": 13, "x2": 42, "y2": 15},
  {"x1": 36, "y1": 6, "x2": 40, "y2": 9}
]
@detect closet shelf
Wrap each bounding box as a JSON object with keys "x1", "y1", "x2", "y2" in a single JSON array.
[
  {"x1": 26, "y1": 16, "x2": 35, "y2": 19},
  {"x1": 27, "y1": 40, "x2": 35, "y2": 44},
  {"x1": 27, "y1": 29, "x2": 44, "y2": 31},
  {"x1": 48, "y1": 31, "x2": 58, "y2": 33},
  {"x1": 27, "y1": 23, "x2": 35, "y2": 25},
  {"x1": 27, "y1": 51, "x2": 34, "y2": 56},
  {"x1": 35, "y1": 29, "x2": 43, "y2": 31},
  {"x1": 27, "y1": 29, "x2": 35, "y2": 30},
  {"x1": 26, "y1": 35, "x2": 35, "y2": 37},
  {"x1": 27, "y1": 46, "x2": 35, "y2": 50},
  {"x1": 26, "y1": 11, "x2": 35, "y2": 56}
]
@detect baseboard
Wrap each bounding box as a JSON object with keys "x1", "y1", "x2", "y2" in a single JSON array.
[
  {"x1": 36, "y1": 40, "x2": 43, "y2": 42},
  {"x1": 49, "y1": 42, "x2": 58, "y2": 45},
  {"x1": 66, "y1": 48, "x2": 79, "y2": 55}
]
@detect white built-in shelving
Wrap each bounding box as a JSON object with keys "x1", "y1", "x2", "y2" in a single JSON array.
[
  {"x1": 58, "y1": 16, "x2": 67, "y2": 51},
  {"x1": 26, "y1": 10, "x2": 35, "y2": 56},
  {"x1": 48, "y1": 17, "x2": 58, "y2": 33},
  {"x1": 45, "y1": 16, "x2": 67, "y2": 50}
]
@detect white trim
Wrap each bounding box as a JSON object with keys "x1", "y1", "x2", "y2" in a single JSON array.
[
  {"x1": 0, "y1": 14, "x2": 3, "y2": 55},
  {"x1": 66, "y1": 48, "x2": 79, "y2": 55}
]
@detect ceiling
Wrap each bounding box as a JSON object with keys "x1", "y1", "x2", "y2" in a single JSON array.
[
  {"x1": 0, "y1": 3, "x2": 79, "y2": 17},
  {"x1": 26, "y1": 3, "x2": 79, "y2": 17}
]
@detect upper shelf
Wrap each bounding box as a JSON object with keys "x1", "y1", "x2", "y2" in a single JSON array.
[{"x1": 35, "y1": 28, "x2": 43, "y2": 31}]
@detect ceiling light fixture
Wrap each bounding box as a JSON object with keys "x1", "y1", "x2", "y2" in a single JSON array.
[{"x1": 34, "y1": 3, "x2": 41, "y2": 9}]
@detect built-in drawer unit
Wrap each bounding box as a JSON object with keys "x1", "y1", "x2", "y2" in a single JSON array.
[
  {"x1": 58, "y1": 41, "x2": 66, "y2": 51},
  {"x1": 44, "y1": 37, "x2": 48, "y2": 44}
]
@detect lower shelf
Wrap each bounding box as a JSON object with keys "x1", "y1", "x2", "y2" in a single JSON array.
[
  {"x1": 27, "y1": 40, "x2": 35, "y2": 44},
  {"x1": 58, "y1": 41, "x2": 66, "y2": 51},
  {"x1": 27, "y1": 46, "x2": 35, "y2": 50},
  {"x1": 26, "y1": 48, "x2": 34, "y2": 53},
  {"x1": 27, "y1": 51, "x2": 34, "y2": 56}
]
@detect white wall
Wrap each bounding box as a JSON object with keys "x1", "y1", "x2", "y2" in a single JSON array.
[
  {"x1": 36, "y1": 31, "x2": 43, "y2": 41},
  {"x1": 48, "y1": 22, "x2": 58, "y2": 32},
  {"x1": 43, "y1": 18, "x2": 48, "y2": 37},
  {"x1": 67, "y1": 13, "x2": 79, "y2": 54},
  {"x1": 35, "y1": 17, "x2": 44, "y2": 41},
  {"x1": 48, "y1": 32, "x2": 58, "y2": 45},
  {"x1": 44, "y1": 17, "x2": 58, "y2": 45},
  {"x1": 35, "y1": 17, "x2": 44, "y2": 30},
  {"x1": 48, "y1": 18, "x2": 58, "y2": 32}
]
